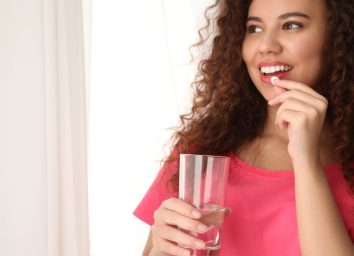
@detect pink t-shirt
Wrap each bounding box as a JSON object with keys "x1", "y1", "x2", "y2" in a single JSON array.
[{"x1": 134, "y1": 155, "x2": 354, "y2": 255}]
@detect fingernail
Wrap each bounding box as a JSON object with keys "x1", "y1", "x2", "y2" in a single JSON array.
[
  {"x1": 183, "y1": 251, "x2": 191, "y2": 256},
  {"x1": 192, "y1": 209, "x2": 201, "y2": 218},
  {"x1": 198, "y1": 224, "x2": 208, "y2": 232},
  {"x1": 224, "y1": 207, "x2": 232, "y2": 215},
  {"x1": 195, "y1": 240, "x2": 205, "y2": 249}
]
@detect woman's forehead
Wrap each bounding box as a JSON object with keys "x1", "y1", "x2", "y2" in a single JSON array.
[{"x1": 247, "y1": 0, "x2": 327, "y2": 18}]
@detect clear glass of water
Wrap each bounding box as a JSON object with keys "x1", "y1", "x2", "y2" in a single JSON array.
[{"x1": 179, "y1": 154, "x2": 230, "y2": 255}]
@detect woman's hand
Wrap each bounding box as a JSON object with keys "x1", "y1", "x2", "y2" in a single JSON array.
[
  {"x1": 268, "y1": 79, "x2": 328, "y2": 169},
  {"x1": 150, "y1": 198, "x2": 208, "y2": 256}
]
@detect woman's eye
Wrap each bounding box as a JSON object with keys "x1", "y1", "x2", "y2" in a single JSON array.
[
  {"x1": 247, "y1": 25, "x2": 263, "y2": 33},
  {"x1": 282, "y1": 22, "x2": 302, "y2": 30}
]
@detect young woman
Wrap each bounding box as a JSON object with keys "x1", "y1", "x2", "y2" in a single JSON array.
[{"x1": 134, "y1": 0, "x2": 354, "y2": 255}]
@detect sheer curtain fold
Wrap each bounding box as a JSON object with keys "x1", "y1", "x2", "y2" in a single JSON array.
[
  {"x1": 0, "y1": 0, "x2": 90, "y2": 255},
  {"x1": 44, "y1": 0, "x2": 90, "y2": 255}
]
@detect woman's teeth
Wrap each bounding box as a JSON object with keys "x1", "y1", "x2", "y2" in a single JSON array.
[{"x1": 260, "y1": 65, "x2": 292, "y2": 75}]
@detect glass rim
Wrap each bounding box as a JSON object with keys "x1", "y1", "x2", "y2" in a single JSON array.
[{"x1": 179, "y1": 153, "x2": 230, "y2": 160}]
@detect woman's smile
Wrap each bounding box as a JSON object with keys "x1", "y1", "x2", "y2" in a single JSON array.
[{"x1": 259, "y1": 60, "x2": 293, "y2": 84}]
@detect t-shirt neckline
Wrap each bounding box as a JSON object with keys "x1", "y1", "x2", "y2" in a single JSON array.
[{"x1": 230, "y1": 154, "x2": 341, "y2": 178}]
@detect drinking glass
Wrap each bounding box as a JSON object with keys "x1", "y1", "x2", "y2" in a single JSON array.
[{"x1": 179, "y1": 154, "x2": 230, "y2": 255}]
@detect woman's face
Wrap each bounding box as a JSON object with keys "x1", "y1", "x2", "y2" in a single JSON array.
[{"x1": 242, "y1": 0, "x2": 328, "y2": 100}]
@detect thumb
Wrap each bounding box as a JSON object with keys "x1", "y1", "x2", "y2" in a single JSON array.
[
  {"x1": 271, "y1": 76, "x2": 287, "y2": 95},
  {"x1": 274, "y1": 85, "x2": 286, "y2": 95}
]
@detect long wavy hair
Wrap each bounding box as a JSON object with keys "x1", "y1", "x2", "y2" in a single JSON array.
[{"x1": 165, "y1": 0, "x2": 354, "y2": 192}]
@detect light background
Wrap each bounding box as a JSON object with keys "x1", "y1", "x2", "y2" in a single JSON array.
[{"x1": 88, "y1": 1, "x2": 214, "y2": 255}]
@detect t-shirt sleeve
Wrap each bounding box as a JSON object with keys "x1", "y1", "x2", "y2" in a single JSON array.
[{"x1": 133, "y1": 159, "x2": 179, "y2": 225}]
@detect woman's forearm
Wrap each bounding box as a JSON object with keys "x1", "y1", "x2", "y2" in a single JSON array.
[{"x1": 294, "y1": 163, "x2": 353, "y2": 256}]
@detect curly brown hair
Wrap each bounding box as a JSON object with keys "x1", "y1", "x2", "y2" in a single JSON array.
[{"x1": 166, "y1": 0, "x2": 354, "y2": 192}]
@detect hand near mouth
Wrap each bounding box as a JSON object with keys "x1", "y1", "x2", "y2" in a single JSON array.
[{"x1": 267, "y1": 79, "x2": 328, "y2": 169}]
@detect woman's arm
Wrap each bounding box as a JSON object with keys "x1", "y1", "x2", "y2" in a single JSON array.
[
  {"x1": 294, "y1": 162, "x2": 354, "y2": 256},
  {"x1": 270, "y1": 79, "x2": 354, "y2": 255}
]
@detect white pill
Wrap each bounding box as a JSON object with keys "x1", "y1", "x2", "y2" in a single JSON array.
[{"x1": 271, "y1": 76, "x2": 279, "y2": 85}]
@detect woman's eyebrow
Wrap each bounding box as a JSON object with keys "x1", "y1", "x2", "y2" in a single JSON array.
[
  {"x1": 279, "y1": 12, "x2": 310, "y2": 20},
  {"x1": 247, "y1": 12, "x2": 310, "y2": 23},
  {"x1": 246, "y1": 16, "x2": 262, "y2": 23}
]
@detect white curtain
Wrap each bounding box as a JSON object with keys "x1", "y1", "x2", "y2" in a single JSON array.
[{"x1": 0, "y1": 0, "x2": 90, "y2": 255}]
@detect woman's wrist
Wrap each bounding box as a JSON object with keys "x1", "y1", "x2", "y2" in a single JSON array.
[{"x1": 291, "y1": 154, "x2": 323, "y2": 175}]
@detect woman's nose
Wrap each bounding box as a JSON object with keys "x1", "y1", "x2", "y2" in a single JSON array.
[{"x1": 258, "y1": 32, "x2": 282, "y2": 54}]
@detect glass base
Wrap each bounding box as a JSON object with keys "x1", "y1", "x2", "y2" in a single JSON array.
[{"x1": 183, "y1": 247, "x2": 220, "y2": 256}]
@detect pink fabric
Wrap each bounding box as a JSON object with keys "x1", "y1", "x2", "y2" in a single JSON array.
[{"x1": 134, "y1": 155, "x2": 354, "y2": 255}]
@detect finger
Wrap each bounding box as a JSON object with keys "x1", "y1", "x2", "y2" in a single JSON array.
[
  {"x1": 153, "y1": 225, "x2": 206, "y2": 251},
  {"x1": 275, "y1": 98, "x2": 313, "y2": 125},
  {"x1": 164, "y1": 226, "x2": 206, "y2": 250},
  {"x1": 156, "y1": 208, "x2": 208, "y2": 233},
  {"x1": 276, "y1": 105, "x2": 320, "y2": 132},
  {"x1": 276, "y1": 109, "x2": 300, "y2": 130},
  {"x1": 154, "y1": 236, "x2": 192, "y2": 256},
  {"x1": 274, "y1": 85, "x2": 287, "y2": 95},
  {"x1": 269, "y1": 89, "x2": 326, "y2": 107},
  {"x1": 275, "y1": 97, "x2": 327, "y2": 128},
  {"x1": 162, "y1": 198, "x2": 201, "y2": 219},
  {"x1": 272, "y1": 79, "x2": 326, "y2": 101}
]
